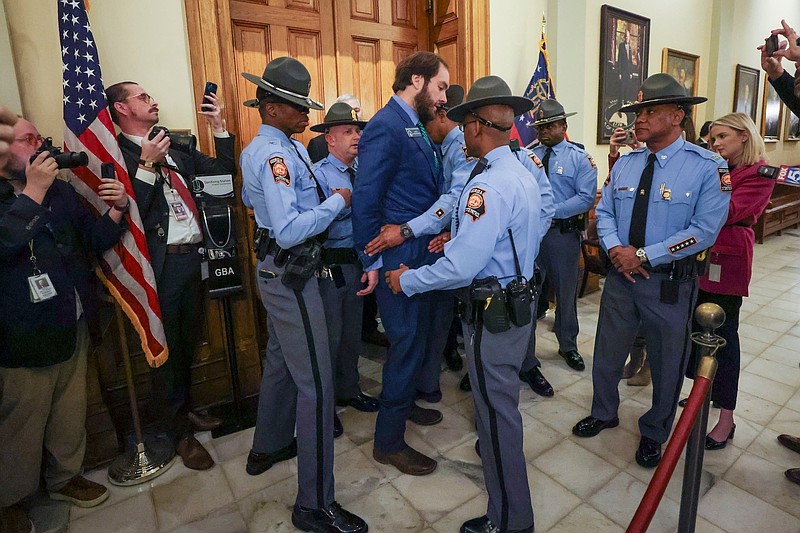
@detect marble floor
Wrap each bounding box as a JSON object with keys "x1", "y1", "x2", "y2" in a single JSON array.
[{"x1": 33, "y1": 231, "x2": 800, "y2": 532}]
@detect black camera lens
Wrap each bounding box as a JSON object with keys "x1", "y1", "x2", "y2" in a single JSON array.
[{"x1": 53, "y1": 151, "x2": 89, "y2": 169}]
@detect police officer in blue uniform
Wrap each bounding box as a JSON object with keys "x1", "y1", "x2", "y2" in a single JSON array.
[
  {"x1": 387, "y1": 75, "x2": 540, "y2": 533},
  {"x1": 531, "y1": 99, "x2": 598, "y2": 372},
  {"x1": 239, "y1": 57, "x2": 368, "y2": 533},
  {"x1": 572, "y1": 74, "x2": 731, "y2": 469},
  {"x1": 310, "y1": 103, "x2": 379, "y2": 436},
  {"x1": 352, "y1": 51, "x2": 449, "y2": 477}
]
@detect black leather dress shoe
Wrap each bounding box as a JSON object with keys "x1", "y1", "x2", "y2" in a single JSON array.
[
  {"x1": 572, "y1": 415, "x2": 619, "y2": 438},
  {"x1": 559, "y1": 350, "x2": 585, "y2": 371},
  {"x1": 519, "y1": 367, "x2": 554, "y2": 397},
  {"x1": 778, "y1": 434, "x2": 800, "y2": 455},
  {"x1": 460, "y1": 515, "x2": 534, "y2": 533},
  {"x1": 444, "y1": 348, "x2": 464, "y2": 371},
  {"x1": 460, "y1": 374, "x2": 472, "y2": 391},
  {"x1": 246, "y1": 438, "x2": 298, "y2": 475},
  {"x1": 636, "y1": 436, "x2": 662, "y2": 468},
  {"x1": 409, "y1": 405, "x2": 443, "y2": 425},
  {"x1": 292, "y1": 501, "x2": 368, "y2": 533},
  {"x1": 334, "y1": 413, "x2": 344, "y2": 439},
  {"x1": 705, "y1": 424, "x2": 735, "y2": 450},
  {"x1": 785, "y1": 468, "x2": 800, "y2": 485},
  {"x1": 337, "y1": 392, "x2": 380, "y2": 413}
]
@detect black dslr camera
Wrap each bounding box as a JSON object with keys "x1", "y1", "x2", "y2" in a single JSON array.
[
  {"x1": 29, "y1": 137, "x2": 88, "y2": 169},
  {"x1": 148, "y1": 126, "x2": 197, "y2": 154}
]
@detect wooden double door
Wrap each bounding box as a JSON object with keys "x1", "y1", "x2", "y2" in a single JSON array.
[{"x1": 180, "y1": 0, "x2": 489, "y2": 399}]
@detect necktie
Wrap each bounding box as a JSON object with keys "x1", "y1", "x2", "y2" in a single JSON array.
[
  {"x1": 346, "y1": 167, "x2": 356, "y2": 186},
  {"x1": 542, "y1": 147, "x2": 553, "y2": 178},
  {"x1": 417, "y1": 120, "x2": 440, "y2": 174},
  {"x1": 628, "y1": 153, "x2": 657, "y2": 248},
  {"x1": 163, "y1": 166, "x2": 202, "y2": 234}
]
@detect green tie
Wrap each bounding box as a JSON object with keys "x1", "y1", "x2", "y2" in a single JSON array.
[{"x1": 417, "y1": 121, "x2": 440, "y2": 174}]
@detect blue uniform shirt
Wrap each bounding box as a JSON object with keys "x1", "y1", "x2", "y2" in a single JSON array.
[
  {"x1": 312, "y1": 153, "x2": 356, "y2": 249},
  {"x1": 596, "y1": 137, "x2": 731, "y2": 266},
  {"x1": 407, "y1": 126, "x2": 472, "y2": 237},
  {"x1": 515, "y1": 147, "x2": 555, "y2": 243},
  {"x1": 240, "y1": 124, "x2": 345, "y2": 249},
  {"x1": 532, "y1": 139, "x2": 597, "y2": 219},
  {"x1": 400, "y1": 145, "x2": 542, "y2": 295}
]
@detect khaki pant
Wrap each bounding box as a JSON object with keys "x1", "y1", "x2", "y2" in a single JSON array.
[{"x1": 0, "y1": 320, "x2": 89, "y2": 507}]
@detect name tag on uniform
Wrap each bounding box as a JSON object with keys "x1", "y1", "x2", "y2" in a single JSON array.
[
  {"x1": 28, "y1": 273, "x2": 57, "y2": 303},
  {"x1": 556, "y1": 166, "x2": 563, "y2": 175},
  {"x1": 405, "y1": 127, "x2": 423, "y2": 138},
  {"x1": 170, "y1": 201, "x2": 189, "y2": 221}
]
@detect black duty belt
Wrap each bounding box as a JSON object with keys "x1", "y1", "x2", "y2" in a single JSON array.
[
  {"x1": 165, "y1": 243, "x2": 200, "y2": 254},
  {"x1": 643, "y1": 262, "x2": 674, "y2": 275},
  {"x1": 321, "y1": 247, "x2": 359, "y2": 265}
]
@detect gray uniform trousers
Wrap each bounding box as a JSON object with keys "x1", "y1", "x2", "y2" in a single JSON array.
[
  {"x1": 417, "y1": 294, "x2": 455, "y2": 395},
  {"x1": 462, "y1": 317, "x2": 534, "y2": 531},
  {"x1": 591, "y1": 270, "x2": 698, "y2": 443},
  {"x1": 538, "y1": 227, "x2": 581, "y2": 353},
  {"x1": 253, "y1": 255, "x2": 335, "y2": 509},
  {"x1": 318, "y1": 263, "x2": 364, "y2": 401},
  {"x1": 0, "y1": 319, "x2": 89, "y2": 507}
]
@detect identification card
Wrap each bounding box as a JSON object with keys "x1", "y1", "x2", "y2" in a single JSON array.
[
  {"x1": 170, "y1": 201, "x2": 189, "y2": 221},
  {"x1": 708, "y1": 263, "x2": 721, "y2": 283},
  {"x1": 405, "y1": 127, "x2": 422, "y2": 138},
  {"x1": 28, "y1": 273, "x2": 57, "y2": 303}
]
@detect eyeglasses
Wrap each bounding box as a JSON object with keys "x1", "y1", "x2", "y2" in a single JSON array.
[
  {"x1": 125, "y1": 92, "x2": 153, "y2": 104},
  {"x1": 458, "y1": 120, "x2": 477, "y2": 132},
  {"x1": 459, "y1": 111, "x2": 512, "y2": 133},
  {"x1": 14, "y1": 133, "x2": 44, "y2": 147}
]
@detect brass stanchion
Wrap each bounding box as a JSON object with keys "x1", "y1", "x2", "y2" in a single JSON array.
[
  {"x1": 107, "y1": 304, "x2": 176, "y2": 486},
  {"x1": 678, "y1": 303, "x2": 726, "y2": 533}
]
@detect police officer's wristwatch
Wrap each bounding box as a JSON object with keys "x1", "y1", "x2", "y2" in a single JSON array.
[
  {"x1": 399, "y1": 223, "x2": 414, "y2": 239},
  {"x1": 636, "y1": 247, "x2": 648, "y2": 265}
]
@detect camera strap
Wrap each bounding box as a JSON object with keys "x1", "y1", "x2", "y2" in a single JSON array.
[
  {"x1": 507, "y1": 228, "x2": 524, "y2": 282},
  {"x1": 290, "y1": 139, "x2": 327, "y2": 205}
]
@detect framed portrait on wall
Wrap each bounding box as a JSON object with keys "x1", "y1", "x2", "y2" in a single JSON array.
[
  {"x1": 597, "y1": 5, "x2": 650, "y2": 144},
  {"x1": 661, "y1": 49, "x2": 699, "y2": 96},
  {"x1": 733, "y1": 64, "x2": 759, "y2": 122},
  {"x1": 761, "y1": 77, "x2": 783, "y2": 141},
  {"x1": 785, "y1": 111, "x2": 800, "y2": 141}
]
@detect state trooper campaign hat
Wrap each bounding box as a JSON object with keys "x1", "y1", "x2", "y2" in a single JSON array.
[
  {"x1": 241, "y1": 57, "x2": 324, "y2": 110},
  {"x1": 309, "y1": 102, "x2": 368, "y2": 132},
  {"x1": 446, "y1": 76, "x2": 534, "y2": 123},
  {"x1": 532, "y1": 98, "x2": 577, "y2": 126},
  {"x1": 437, "y1": 84, "x2": 465, "y2": 111},
  {"x1": 619, "y1": 73, "x2": 707, "y2": 113}
]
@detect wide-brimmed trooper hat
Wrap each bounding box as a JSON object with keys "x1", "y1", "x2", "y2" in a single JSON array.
[
  {"x1": 619, "y1": 73, "x2": 707, "y2": 113},
  {"x1": 437, "y1": 84, "x2": 465, "y2": 112},
  {"x1": 241, "y1": 57, "x2": 324, "y2": 110},
  {"x1": 446, "y1": 76, "x2": 534, "y2": 123},
  {"x1": 532, "y1": 99, "x2": 577, "y2": 126},
  {"x1": 310, "y1": 102, "x2": 368, "y2": 132}
]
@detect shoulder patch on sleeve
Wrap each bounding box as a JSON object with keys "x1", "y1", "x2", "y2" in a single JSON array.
[
  {"x1": 668, "y1": 236, "x2": 697, "y2": 254},
  {"x1": 587, "y1": 154, "x2": 597, "y2": 169},
  {"x1": 718, "y1": 168, "x2": 732, "y2": 192},
  {"x1": 464, "y1": 187, "x2": 487, "y2": 221},
  {"x1": 527, "y1": 152, "x2": 544, "y2": 168},
  {"x1": 269, "y1": 156, "x2": 290, "y2": 186}
]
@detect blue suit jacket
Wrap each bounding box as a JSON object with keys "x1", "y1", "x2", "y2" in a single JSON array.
[{"x1": 352, "y1": 97, "x2": 443, "y2": 271}]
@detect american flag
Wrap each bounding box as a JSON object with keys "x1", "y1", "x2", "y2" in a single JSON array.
[{"x1": 59, "y1": 0, "x2": 168, "y2": 367}]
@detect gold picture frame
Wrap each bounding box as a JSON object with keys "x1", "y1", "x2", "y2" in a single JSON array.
[
  {"x1": 661, "y1": 48, "x2": 699, "y2": 96},
  {"x1": 761, "y1": 77, "x2": 783, "y2": 141}
]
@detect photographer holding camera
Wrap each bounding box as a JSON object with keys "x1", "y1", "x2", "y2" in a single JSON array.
[
  {"x1": 0, "y1": 118, "x2": 128, "y2": 531},
  {"x1": 106, "y1": 81, "x2": 236, "y2": 470},
  {"x1": 759, "y1": 19, "x2": 800, "y2": 118}
]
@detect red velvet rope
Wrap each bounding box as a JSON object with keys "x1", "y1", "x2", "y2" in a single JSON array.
[{"x1": 627, "y1": 376, "x2": 713, "y2": 533}]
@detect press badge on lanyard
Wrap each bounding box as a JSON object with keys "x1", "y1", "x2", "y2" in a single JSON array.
[
  {"x1": 708, "y1": 263, "x2": 721, "y2": 283},
  {"x1": 28, "y1": 240, "x2": 57, "y2": 303},
  {"x1": 169, "y1": 190, "x2": 189, "y2": 221}
]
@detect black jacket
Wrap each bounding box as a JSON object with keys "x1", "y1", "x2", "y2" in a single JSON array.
[
  {"x1": 117, "y1": 133, "x2": 236, "y2": 280},
  {"x1": 0, "y1": 179, "x2": 126, "y2": 368},
  {"x1": 771, "y1": 71, "x2": 800, "y2": 120}
]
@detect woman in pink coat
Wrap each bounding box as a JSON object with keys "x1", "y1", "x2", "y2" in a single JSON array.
[{"x1": 692, "y1": 112, "x2": 775, "y2": 450}]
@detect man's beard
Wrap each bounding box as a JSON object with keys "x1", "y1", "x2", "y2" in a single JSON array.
[
  {"x1": 2, "y1": 154, "x2": 26, "y2": 181},
  {"x1": 414, "y1": 80, "x2": 435, "y2": 124}
]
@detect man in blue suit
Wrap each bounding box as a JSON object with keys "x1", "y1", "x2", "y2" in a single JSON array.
[{"x1": 352, "y1": 51, "x2": 449, "y2": 476}]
